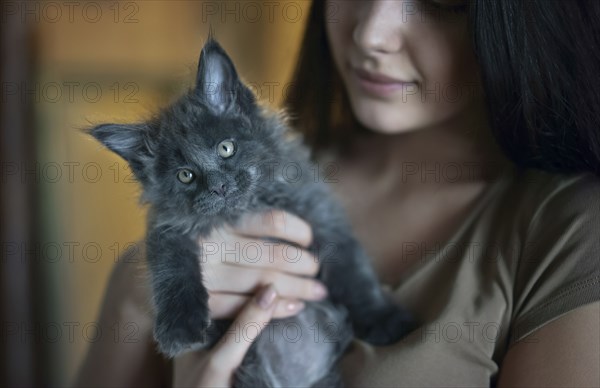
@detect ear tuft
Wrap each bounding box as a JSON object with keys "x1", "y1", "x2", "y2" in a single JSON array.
[{"x1": 195, "y1": 36, "x2": 256, "y2": 114}]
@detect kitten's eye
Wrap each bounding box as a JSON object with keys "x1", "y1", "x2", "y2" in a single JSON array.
[
  {"x1": 177, "y1": 169, "x2": 195, "y2": 184},
  {"x1": 217, "y1": 139, "x2": 236, "y2": 158}
]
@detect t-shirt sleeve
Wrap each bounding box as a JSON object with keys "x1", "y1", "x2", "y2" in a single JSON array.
[{"x1": 508, "y1": 172, "x2": 600, "y2": 346}]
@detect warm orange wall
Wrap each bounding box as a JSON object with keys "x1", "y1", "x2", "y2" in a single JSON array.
[{"x1": 33, "y1": 1, "x2": 309, "y2": 384}]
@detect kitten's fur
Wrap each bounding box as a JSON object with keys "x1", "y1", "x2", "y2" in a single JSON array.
[{"x1": 90, "y1": 38, "x2": 415, "y2": 387}]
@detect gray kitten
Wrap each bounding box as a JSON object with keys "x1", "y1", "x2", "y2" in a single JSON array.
[{"x1": 90, "y1": 38, "x2": 415, "y2": 387}]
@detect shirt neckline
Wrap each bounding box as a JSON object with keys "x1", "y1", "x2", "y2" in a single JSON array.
[{"x1": 389, "y1": 167, "x2": 517, "y2": 290}]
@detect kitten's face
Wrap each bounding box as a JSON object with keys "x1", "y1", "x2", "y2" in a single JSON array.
[
  {"x1": 90, "y1": 38, "x2": 281, "y2": 223},
  {"x1": 149, "y1": 98, "x2": 275, "y2": 217}
]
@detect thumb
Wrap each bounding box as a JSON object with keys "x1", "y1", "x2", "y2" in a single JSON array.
[{"x1": 209, "y1": 284, "x2": 278, "y2": 370}]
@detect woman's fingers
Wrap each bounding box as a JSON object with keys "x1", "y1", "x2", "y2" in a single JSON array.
[
  {"x1": 203, "y1": 234, "x2": 320, "y2": 276},
  {"x1": 208, "y1": 284, "x2": 279, "y2": 374},
  {"x1": 204, "y1": 265, "x2": 328, "y2": 301},
  {"x1": 208, "y1": 292, "x2": 305, "y2": 319},
  {"x1": 196, "y1": 210, "x2": 322, "y2": 330},
  {"x1": 231, "y1": 210, "x2": 313, "y2": 248}
]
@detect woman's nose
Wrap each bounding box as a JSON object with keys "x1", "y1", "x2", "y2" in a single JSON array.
[{"x1": 352, "y1": 1, "x2": 405, "y2": 54}]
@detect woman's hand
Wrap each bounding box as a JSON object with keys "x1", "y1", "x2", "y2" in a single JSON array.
[
  {"x1": 174, "y1": 211, "x2": 326, "y2": 386},
  {"x1": 201, "y1": 210, "x2": 329, "y2": 319},
  {"x1": 173, "y1": 284, "x2": 279, "y2": 387}
]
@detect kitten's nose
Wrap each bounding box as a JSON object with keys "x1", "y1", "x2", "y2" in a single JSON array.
[{"x1": 210, "y1": 183, "x2": 227, "y2": 197}]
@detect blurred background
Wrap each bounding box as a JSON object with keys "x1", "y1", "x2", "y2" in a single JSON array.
[{"x1": 0, "y1": 1, "x2": 309, "y2": 385}]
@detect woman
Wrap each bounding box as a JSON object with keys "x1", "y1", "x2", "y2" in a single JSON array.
[{"x1": 74, "y1": 0, "x2": 600, "y2": 386}]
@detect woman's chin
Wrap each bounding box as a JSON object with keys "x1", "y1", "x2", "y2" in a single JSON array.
[
  {"x1": 350, "y1": 98, "x2": 465, "y2": 136},
  {"x1": 354, "y1": 111, "x2": 427, "y2": 136}
]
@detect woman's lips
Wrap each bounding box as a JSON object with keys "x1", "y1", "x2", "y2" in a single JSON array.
[{"x1": 352, "y1": 67, "x2": 417, "y2": 97}]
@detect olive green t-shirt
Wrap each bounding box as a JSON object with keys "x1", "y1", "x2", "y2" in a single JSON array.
[{"x1": 339, "y1": 168, "x2": 600, "y2": 386}]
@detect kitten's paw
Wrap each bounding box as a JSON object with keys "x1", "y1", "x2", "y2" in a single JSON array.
[
  {"x1": 355, "y1": 305, "x2": 418, "y2": 346},
  {"x1": 153, "y1": 310, "x2": 211, "y2": 358}
]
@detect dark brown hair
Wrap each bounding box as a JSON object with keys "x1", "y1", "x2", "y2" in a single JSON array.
[
  {"x1": 284, "y1": 0, "x2": 600, "y2": 175},
  {"x1": 283, "y1": 1, "x2": 365, "y2": 155}
]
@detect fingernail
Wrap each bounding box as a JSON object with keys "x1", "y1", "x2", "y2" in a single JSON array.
[
  {"x1": 257, "y1": 284, "x2": 277, "y2": 309},
  {"x1": 286, "y1": 300, "x2": 305, "y2": 311},
  {"x1": 313, "y1": 282, "x2": 328, "y2": 299}
]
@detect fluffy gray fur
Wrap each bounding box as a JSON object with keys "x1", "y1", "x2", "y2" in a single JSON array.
[{"x1": 90, "y1": 37, "x2": 416, "y2": 387}]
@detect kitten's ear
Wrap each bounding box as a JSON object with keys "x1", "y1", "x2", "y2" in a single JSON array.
[
  {"x1": 88, "y1": 123, "x2": 154, "y2": 182},
  {"x1": 196, "y1": 37, "x2": 256, "y2": 114}
]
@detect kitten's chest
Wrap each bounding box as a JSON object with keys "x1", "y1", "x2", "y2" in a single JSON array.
[{"x1": 248, "y1": 300, "x2": 352, "y2": 387}]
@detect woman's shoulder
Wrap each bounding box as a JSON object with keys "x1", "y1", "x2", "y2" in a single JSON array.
[
  {"x1": 502, "y1": 168, "x2": 600, "y2": 250},
  {"x1": 513, "y1": 168, "x2": 600, "y2": 212},
  {"x1": 500, "y1": 168, "x2": 600, "y2": 345},
  {"x1": 487, "y1": 167, "x2": 600, "y2": 237}
]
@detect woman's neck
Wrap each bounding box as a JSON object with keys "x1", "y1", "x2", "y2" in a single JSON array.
[{"x1": 339, "y1": 102, "x2": 513, "y2": 192}]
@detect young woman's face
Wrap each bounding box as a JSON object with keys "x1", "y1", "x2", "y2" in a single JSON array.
[{"x1": 325, "y1": 0, "x2": 480, "y2": 134}]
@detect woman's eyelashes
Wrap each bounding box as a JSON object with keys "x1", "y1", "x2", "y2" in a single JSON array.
[{"x1": 419, "y1": 0, "x2": 469, "y2": 14}]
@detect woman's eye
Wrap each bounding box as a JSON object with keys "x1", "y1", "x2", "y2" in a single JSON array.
[
  {"x1": 217, "y1": 139, "x2": 236, "y2": 158},
  {"x1": 177, "y1": 169, "x2": 195, "y2": 184}
]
